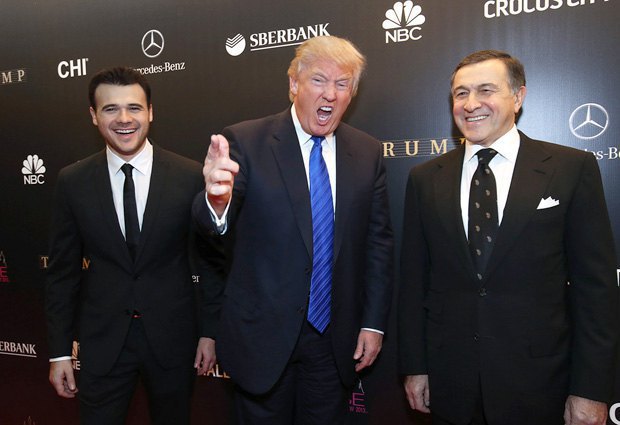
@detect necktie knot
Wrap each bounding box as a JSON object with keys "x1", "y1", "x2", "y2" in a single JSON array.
[
  {"x1": 310, "y1": 135, "x2": 325, "y2": 149},
  {"x1": 476, "y1": 148, "x2": 498, "y2": 166},
  {"x1": 121, "y1": 163, "x2": 134, "y2": 178}
]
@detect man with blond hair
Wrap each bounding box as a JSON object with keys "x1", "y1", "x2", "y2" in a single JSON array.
[{"x1": 193, "y1": 35, "x2": 393, "y2": 424}]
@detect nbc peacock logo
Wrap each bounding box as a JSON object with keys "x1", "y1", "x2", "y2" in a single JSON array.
[
  {"x1": 22, "y1": 154, "x2": 46, "y2": 185},
  {"x1": 382, "y1": 1, "x2": 426, "y2": 44}
]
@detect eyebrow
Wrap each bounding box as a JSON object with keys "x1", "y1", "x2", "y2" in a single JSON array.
[
  {"x1": 100, "y1": 103, "x2": 145, "y2": 109},
  {"x1": 452, "y1": 82, "x2": 499, "y2": 93}
]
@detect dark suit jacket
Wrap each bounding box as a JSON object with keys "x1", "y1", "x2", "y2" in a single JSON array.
[
  {"x1": 398, "y1": 132, "x2": 618, "y2": 425},
  {"x1": 193, "y1": 109, "x2": 394, "y2": 395},
  {"x1": 46, "y1": 145, "x2": 216, "y2": 376}
]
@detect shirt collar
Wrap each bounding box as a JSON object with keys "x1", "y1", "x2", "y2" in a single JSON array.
[
  {"x1": 290, "y1": 104, "x2": 335, "y2": 150},
  {"x1": 106, "y1": 139, "x2": 153, "y2": 176},
  {"x1": 464, "y1": 125, "x2": 520, "y2": 164}
]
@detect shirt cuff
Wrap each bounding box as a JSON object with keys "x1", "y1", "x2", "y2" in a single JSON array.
[
  {"x1": 361, "y1": 327, "x2": 384, "y2": 335},
  {"x1": 204, "y1": 193, "x2": 231, "y2": 234},
  {"x1": 50, "y1": 356, "x2": 72, "y2": 362}
]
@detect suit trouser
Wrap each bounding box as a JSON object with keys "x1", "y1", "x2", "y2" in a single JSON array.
[
  {"x1": 78, "y1": 318, "x2": 195, "y2": 425},
  {"x1": 234, "y1": 321, "x2": 348, "y2": 425},
  {"x1": 431, "y1": 374, "x2": 488, "y2": 425}
]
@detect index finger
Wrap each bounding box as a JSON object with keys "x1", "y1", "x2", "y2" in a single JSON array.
[{"x1": 208, "y1": 134, "x2": 230, "y2": 160}]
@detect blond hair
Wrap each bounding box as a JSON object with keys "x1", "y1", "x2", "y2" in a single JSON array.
[{"x1": 287, "y1": 35, "x2": 366, "y2": 102}]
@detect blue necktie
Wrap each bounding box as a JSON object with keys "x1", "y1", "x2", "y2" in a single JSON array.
[{"x1": 307, "y1": 136, "x2": 334, "y2": 334}]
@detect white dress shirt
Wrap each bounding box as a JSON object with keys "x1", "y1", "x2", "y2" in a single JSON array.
[
  {"x1": 460, "y1": 125, "x2": 520, "y2": 239},
  {"x1": 291, "y1": 104, "x2": 337, "y2": 211},
  {"x1": 106, "y1": 141, "x2": 153, "y2": 237}
]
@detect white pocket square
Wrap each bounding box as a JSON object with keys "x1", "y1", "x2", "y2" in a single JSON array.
[{"x1": 537, "y1": 197, "x2": 560, "y2": 209}]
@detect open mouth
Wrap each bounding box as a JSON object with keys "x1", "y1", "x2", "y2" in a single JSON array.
[{"x1": 317, "y1": 106, "x2": 333, "y2": 124}]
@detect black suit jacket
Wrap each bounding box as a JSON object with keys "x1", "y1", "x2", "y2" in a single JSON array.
[
  {"x1": 194, "y1": 109, "x2": 394, "y2": 394},
  {"x1": 398, "y1": 132, "x2": 618, "y2": 425},
  {"x1": 46, "y1": 145, "x2": 216, "y2": 375}
]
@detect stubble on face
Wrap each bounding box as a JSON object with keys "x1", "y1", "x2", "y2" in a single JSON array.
[{"x1": 90, "y1": 83, "x2": 153, "y2": 161}]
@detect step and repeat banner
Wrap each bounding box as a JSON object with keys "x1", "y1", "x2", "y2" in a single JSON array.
[{"x1": 1, "y1": 0, "x2": 618, "y2": 424}]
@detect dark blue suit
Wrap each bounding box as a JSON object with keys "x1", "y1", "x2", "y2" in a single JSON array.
[{"x1": 193, "y1": 109, "x2": 393, "y2": 416}]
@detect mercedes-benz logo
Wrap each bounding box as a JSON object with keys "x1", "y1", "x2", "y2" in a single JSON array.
[
  {"x1": 569, "y1": 103, "x2": 609, "y2": 140},
  {"x1": 141, "y1": 29, "x2": 164, "y2": 58}
]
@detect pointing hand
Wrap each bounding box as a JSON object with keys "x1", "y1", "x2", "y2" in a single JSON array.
[{"x1": 203, "y1": 134, "x2": 239, "y2": 216}]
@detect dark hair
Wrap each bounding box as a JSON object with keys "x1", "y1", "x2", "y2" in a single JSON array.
[
  {"x1": 451, "y1": 50, "x2": 526, "y2": 93},
  {"x1": 88, "y1": 67, "x2": 151, "y2": 108}
]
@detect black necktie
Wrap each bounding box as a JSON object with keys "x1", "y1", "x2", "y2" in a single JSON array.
[
  {"x1": 468, "y1": 148, "x2": 498, "y2": 280},
  {"x1": 121, "y1": 164, "x2": 140, "y2": 261}
]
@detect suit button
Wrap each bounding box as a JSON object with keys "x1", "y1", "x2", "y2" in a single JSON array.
[
  {"x1": 474, "y1": 333, "x2": 480, "y2": 341},
  {"x1": 297, "y1": 306, "x2": 305, "y2": 314},
  {"x1": 479, "y1": 288, "x2": 487, "y2": 297}
]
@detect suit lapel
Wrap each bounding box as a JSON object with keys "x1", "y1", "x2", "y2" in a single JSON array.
[
  {"x1": 485, "y1": 134, "x2": 553, "y2": 279},
  {"x1": 333, "y1": 128, "x2": 355, "y2": 261},
  {"x1": 270, "y1": 111, "x2": 313, "y2": 258},
  {"x1": 434, "y1": 146, "x2": 476, "y2": 278},
  {"x1": 94, "y1": 151, "x2": 134, "y2": 264},
  {"x1": 135, "y1": 145, "x2": 168, "y2": 265}
]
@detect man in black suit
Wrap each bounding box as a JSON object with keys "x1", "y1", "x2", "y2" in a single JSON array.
[
  {"x1": 45, "y1": 67, "x2": 219, "y2": 424},
  {"x1": 398, "y1": 50, "x2": 618, "y2": 425},
  {"x1": 193, "y1": 35, "x2": 394, "y2": 424}
]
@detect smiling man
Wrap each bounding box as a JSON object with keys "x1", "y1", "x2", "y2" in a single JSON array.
[
  {"x1": 193, "y1": 36, "x2": 394, "y2": 424},
  {"x1": 398, "y1": 50, "x2": 618, "y2": 425},
  {"x1": 45, "y1": 67, "x2": 220, "y2": 424}
]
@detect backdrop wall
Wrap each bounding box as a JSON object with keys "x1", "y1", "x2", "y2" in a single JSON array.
[{"x1": 1, "y1": 1, "x2": 618, "y2": 424}]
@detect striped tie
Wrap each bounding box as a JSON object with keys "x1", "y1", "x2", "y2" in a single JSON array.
[{"x1": 307, "y1": 136, "x2": 334, "y2": 334}]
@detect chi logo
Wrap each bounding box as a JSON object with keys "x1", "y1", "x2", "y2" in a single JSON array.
[{"x1": 22, "y1": 154, "x2": 46, "y2": 185}]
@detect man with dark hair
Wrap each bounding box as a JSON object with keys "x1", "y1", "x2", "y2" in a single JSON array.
[
  {"x1": 194, "y1": 35, "x2": 394, "y2": 424},
  {"x1": 399, "y1": 50, "x2": 618, "y2": 425},
  {"x1": 87, "y1": 66, "x2": 152, "y2": 109},
  {"x1": 46, "y1": 66, "x2": 220, "y2": 424}
]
